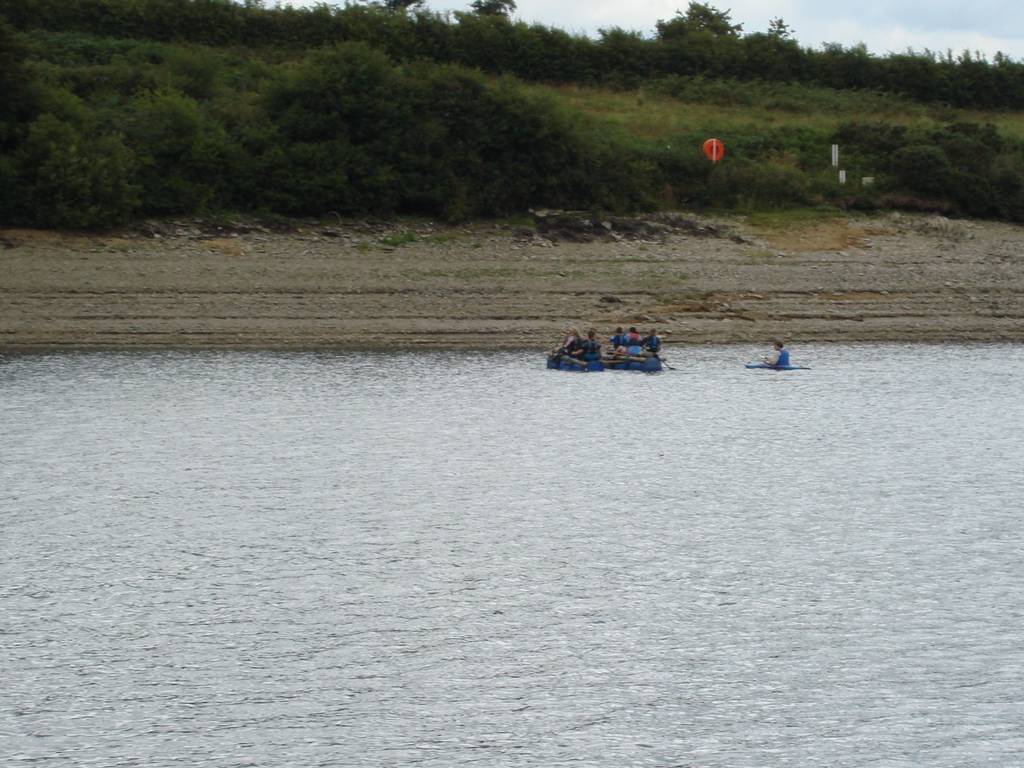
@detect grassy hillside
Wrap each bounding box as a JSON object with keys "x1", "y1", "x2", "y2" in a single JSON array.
[
  {"x1": 527, "y1": 77, "x2": 1024, "y2": 216},
  {"x1": 540, "y1": 78, "x2": 1024, "y2": 143},
  {"x1": 5, "y1": 15, "x2": 1024, "y2": 228}
]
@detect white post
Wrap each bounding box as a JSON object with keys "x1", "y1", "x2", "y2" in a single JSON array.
[
  {"x1": 831, "y1": 144, "x2": 839, "y2": 167},
  {"x1": 839, "y1": 170, "x2": 847, "y2": 185}
]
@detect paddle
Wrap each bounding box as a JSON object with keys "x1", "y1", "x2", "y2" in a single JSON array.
[{"x1": 646, "y1": 341, "x2": 674, "y2": 370}]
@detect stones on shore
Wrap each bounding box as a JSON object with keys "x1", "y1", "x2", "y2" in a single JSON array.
[
  {"x1": 118, "y1": 212, "x2": 760, "y2": 259},
  {"x1": 530, "y1": 209, "x2": 739, "y2": 244}
]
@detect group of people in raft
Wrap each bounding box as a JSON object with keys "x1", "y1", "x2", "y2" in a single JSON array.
[
  {"x1": 550, "y1": 326, "x2": 662, "y2": 367},
  {"x1": 550, "y1": 328, "x2": 791, "y2": 368}
]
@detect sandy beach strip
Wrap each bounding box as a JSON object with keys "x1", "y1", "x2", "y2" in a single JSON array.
[{"x1": 3, "y1": 213, "x2": 1023, "y2": 350}]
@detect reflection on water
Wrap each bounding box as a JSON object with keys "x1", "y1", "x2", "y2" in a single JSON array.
[{"x1": 2, "y1": 345, "x2": 1024, "y2": 767}]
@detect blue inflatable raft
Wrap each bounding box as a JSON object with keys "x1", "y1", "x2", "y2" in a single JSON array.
[
  {"x1": 547, "y1": 356, "x2": 663, "y2": 373},
  {"x1": 745, "y1": 362, "x2": 811, "y2": 371}
]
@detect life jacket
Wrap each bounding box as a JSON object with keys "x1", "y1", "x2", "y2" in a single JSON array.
[
  {"x1": 626, "y1": 332, "x2": 642, "y2": 343},
  {"x1": 644, "y1": 335, "x2": 661, "y2": 353},
  {"x1": 561, "y1": 335, "x2": 579, "y2": 353},
  {"x1": 581, "y1": 339, "x2": 601, "y2": 355},
  {"x1": 776, "y1": 348, "x2": 790, "y2": 367},
  {"x1": 610, "y1": 334, "x2": 624, "y2": 348}
]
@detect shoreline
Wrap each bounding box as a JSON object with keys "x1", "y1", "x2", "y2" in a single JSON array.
[
  {"x1": 3, "y1": 211, "x2": 1024, "y2": 351},
  {"x1": 2, "y1": 339, "x2": 1021, "y2": 356}
]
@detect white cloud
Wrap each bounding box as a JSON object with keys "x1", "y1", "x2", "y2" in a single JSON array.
[{"x1": 786, "y1": 0, "x2": 1024, "y2": 56}]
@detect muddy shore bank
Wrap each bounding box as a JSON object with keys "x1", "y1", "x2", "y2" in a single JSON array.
[{"x1": 3, "y1": 211, "x2": 1023, "y2": 350}]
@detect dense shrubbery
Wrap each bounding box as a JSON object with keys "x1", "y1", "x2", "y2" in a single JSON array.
[
  {"x1": 11, "y1": 115, "x2": 139, "y2": 227},
  {"x1": 835, "y1": 121, "x2": 1024, "y2": 220},
  {"x1": 5, "y1": 3, "x2": 1024, "y2": 228},
  {"x1": 4, "y1": 0, "x2": 1024, "y2": 109},
  {"x1": 0, "y1": 31, "x2": 659, "y2": 226}
]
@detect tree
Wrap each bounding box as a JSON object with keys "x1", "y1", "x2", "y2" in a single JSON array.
[
  {"x1": 0, "y1": 16, "x2": 37, "y2": 145},
  {"x1": 470, "y1": 0, "x2": 516, "y2": 16},
  {"x1": 656, "y1": 2, "x2": 742, "y2": 41},
  {"x1": 13, "y1": 115, "x2": 139, "y2": 227},
  {"x1": 767, "y1": 17, "x2": 793, "y2": 39},
  {"x1": 263, "y1": 43, "x2": 412, "y2": 213},
  {"x1": 127, "y1": 90, "x2": 236, "y2": 214},
  {"x1": 381, "y1": 0, "x2": 424, "y2": 12}
]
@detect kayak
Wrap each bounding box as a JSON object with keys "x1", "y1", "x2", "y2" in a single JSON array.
[
  {"x1": 547, "y1": 356, "x2": 663, "y2": 372},
  {"x1": 745, "y1": 362, "x2": 811, "y2": 370}
]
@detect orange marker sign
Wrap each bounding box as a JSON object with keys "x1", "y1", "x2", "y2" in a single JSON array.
[{"x1": 703, "y1": 138, "x2": 725, "y2": 163}]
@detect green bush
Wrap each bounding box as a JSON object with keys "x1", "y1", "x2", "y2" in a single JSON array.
[
  {"x1": 263, "y1": 43, "x2": 410, "y2": 213},
  {"x1": 259, "y1": 46, "x2": 653, "y2": 218},
  {"x1": 0, "y1": 153, "x2": 17, "y2": 221},
  {"x1": 127, "y1": 89, "x2": 238, "y2": 214},
  {"x1": 0, "y1": 15, "x2": 39, "y2": 149},
  {"x1": 890, "y1": 144, "x2": 953, "y2": 198},
  {"x1": 12, "y1": 114, "x2": 138, "y2": 227},
  {"x1": 990, "y1": 154, "x2": 1024, "y2": 220},
  {"x1": 706, "y1": 157, "x2": 808, "y2": 208}
]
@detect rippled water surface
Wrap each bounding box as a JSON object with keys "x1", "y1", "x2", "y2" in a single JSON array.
[{"x1": 3, "y1": 345, "x2": 1024, "y2": 767}]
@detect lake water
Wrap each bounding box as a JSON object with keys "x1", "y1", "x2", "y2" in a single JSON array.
[{"x1": 3, "y1": 344, "x2": 1024, "y2": 767}]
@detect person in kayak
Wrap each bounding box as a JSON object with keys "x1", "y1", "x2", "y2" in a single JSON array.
[
  {"x1": 761, "y1": 340, "x2": 790, "y2": 367},
  {"x1": 642, "y1": 328, "x2": 661, "y2": 356},
  {"x1": 609, "y1": 326, "x2": 626, "y2": 348}
]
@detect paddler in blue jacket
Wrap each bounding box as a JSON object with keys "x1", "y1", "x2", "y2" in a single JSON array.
[
  {"x1": 642, "y1": 328, "x2": 661, "y2": 356},
  {"x1": 761, "y1": 340, "x2": 790, "y2": 367},
  {"x1": 623, "y1": 326, "x2": 643, "y2": 355}
]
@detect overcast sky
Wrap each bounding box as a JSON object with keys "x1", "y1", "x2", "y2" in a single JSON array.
[{"x1": 281, "y1": 0, "x2": 1024, "y2": 61}]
